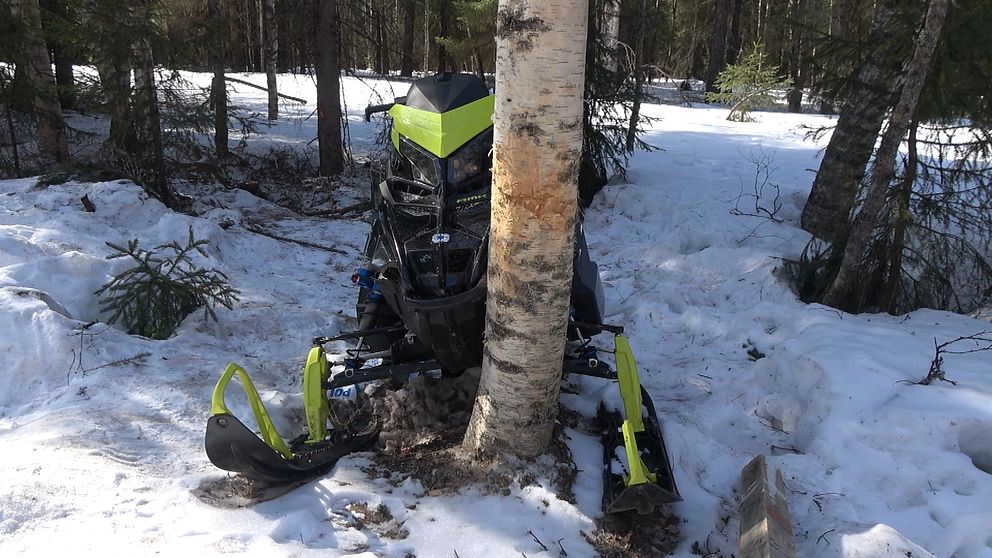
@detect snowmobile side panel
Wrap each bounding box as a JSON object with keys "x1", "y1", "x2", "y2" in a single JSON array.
[
  {"x1": 210, "y1": 363, "x2": 292, "y2": 458},
  {"x1": 389, "y1": 95, "x2": 495, "y2": 158},
  {"x1": 302, "y1": 347, "x2": 329, "y2": 444}
]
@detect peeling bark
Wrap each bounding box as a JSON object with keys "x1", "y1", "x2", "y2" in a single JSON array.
[{"x1": 463, "y1": 0, "x2": 588, "y2": 458}]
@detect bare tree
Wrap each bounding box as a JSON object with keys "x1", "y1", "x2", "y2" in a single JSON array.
[
  {"x1": 11, "y1": 0, "x2": 68, "y2": 165},
  {"x1": 315, "y1": 0, "x2": 343, "y2": 176},
  {"x1": 823, "y1": 0, "x2": 950, "y2": 310},
  {"x1": 463, "y1": 0, "x2": 588, "y2": 457}
]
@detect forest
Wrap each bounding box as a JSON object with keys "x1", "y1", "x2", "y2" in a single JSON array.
[
  {"x1": 3, "y1": 0, "x2": 990, "y2": 315},
  {"x1": 1, "y1": 1, "x2": 992, "y2": 557}
]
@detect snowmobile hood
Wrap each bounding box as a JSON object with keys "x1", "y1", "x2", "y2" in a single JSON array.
[{"x1": 389, "y1": 95, "x2": 494, "y2": 159}]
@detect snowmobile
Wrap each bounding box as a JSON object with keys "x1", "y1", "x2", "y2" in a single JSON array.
[{"x1": 205, "y1": 73, "x2": 681, "y2": 514}]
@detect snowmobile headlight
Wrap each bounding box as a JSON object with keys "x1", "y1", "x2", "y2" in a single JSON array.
[
  {"x1": 399, "y1": 136, "x2": 439, "y2": 185},
  {"x1": 447, "y1": 130, "x2": 492, "y2": 185}
]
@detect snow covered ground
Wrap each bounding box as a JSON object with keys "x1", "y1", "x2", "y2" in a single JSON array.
[{"x1": 1, "y1": 73, "x2": 991, "y2": 558}]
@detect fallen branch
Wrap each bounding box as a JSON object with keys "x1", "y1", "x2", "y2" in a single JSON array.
[
  {"x1": 916, "y1": 331, "x2": 992, "y2": 386},
  {"x1": 302, "y1": 201, "x2": 373, "y2": 218},
  {"x1": 224, "y1": 76, "x2": 307, "y2": 104},
  {"x1": 528, "y1": 530, "x2": 549, "y2": 552},
  {"x1": 244, "y1": 222, "x2": 348, "y2": 255}
]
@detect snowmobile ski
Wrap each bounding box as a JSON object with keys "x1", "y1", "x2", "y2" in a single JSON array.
[
  {"x1": 597, "y1": 336, "x2": 681, "y2": 514},
  {"x1": 204, "y1": 348, "x2": 379, "y2": 483}
]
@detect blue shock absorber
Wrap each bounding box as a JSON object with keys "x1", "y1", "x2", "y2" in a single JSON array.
[{"x1": 352, "y1": 268, "x2": 383, "y2": 301}]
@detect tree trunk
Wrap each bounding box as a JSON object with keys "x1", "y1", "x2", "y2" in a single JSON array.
[
  {"x1": 600, "y1": 0, "x2": 620, "y2": 73},
  {"x1": 800, "y1": 0, "x2": 903, "y2": 242},
  {"x1": 263, "y1": 0, "x2": 278, "y2": 120},
  {"x1": 786, "y1": 0, "x2": 804, "y2": 112},
  {"x1": 41, "y1": 0, "x2": 76, "y2": 111},
  {"x1": 132, "y1": 1, "x2": 176, "y2": 208},
  {"x1": 703, "y1": 0, "x2": 733, "y2": 92},
  {"x1": 208, "y1": 0, "x2": 229, "y2": 157},
  {"x1": 12, "y1": 0, "x2": 68, "y2": 165},
  {"x1": 463, "y1": 0, "x2": 588, "y2": 458},
  {"x1": 726, "y1": 0, "x2": 744, "y2": 66},
  {"x1": 626, "y1": 0, "x2": 646, "y2": 150},
  {"x1": 315, "y1": 0, "x2": 343, "y2": 176},
  {"x1": 823, "y1": 0, "x2": 949, "y2": 312},
  {"x1": 423, "y1": 0, "x2": 431, "y2": 72},
  {"x1": 881, "y1": 118, "x2": 917, "y2": 314},
  {"x1": 400, "y1": 0, "x2": 415, "y2": 77},
  {"x1": 818, "y1": 0, "x2": 850, "y2": 113},
  {"x1": 226, "y1": 0, "x2": 246, "y2": 71},
  {"x1": 436, "y1": 0, "x2": 450, "y2": 73}
]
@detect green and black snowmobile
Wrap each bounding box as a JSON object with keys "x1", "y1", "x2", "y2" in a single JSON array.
[{"x1": 205, "y1": 73, "x2": 680, "y2": 514}]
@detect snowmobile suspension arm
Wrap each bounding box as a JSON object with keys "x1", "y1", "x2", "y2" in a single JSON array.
[
  {"x1": 312, "y1": 325, "x2": 406, "y2": 345},
  {"x1": 324, "y1": 359, "x2": 442, "y2": 390}
]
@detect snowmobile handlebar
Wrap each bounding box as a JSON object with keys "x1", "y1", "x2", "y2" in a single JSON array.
[{"x1": 364, "y1": 97, "x2": 407, "y2": 121}]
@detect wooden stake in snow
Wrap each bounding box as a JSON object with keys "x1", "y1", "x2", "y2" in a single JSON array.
[
  {"x1": 739, "y1": 455, "x2": 797, "y2": 558},
  {"x1": 462, "y1": 0, "x2": 588, "y2": 458}
]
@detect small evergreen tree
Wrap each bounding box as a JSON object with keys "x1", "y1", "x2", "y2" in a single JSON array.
[
  {"x1": 705, "y1": 43, "x2": 790, "y2": 122},
  {"x1": 96, "y1": 227, "x2": 239, "y2": 340}
]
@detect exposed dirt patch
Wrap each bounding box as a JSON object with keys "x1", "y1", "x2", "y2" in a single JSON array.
[
  {"x1": 584, "y1": 508, "x2": 681, "y2": 557},
  {"x1": 346, "y1": 501, "x2": 409, "y2": 540},
  {"x1": 373, "y1": 367, "x2": 481, "y2": 453}
]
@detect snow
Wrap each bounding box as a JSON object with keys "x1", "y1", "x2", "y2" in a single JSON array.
[{"x1": 2, "y1": 72, "x2": 991, "y2": 558}]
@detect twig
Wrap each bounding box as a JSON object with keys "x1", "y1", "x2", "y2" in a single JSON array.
[
  {"x1": 302, "y1": 201, "x2": 373, "y2": 218},
  {"x1": 770, "y1": 444, "x2": 805, "y2": 455},
  {"x1": 224, "y1": 76, "x2": 307, "y2": 104},
  {"x1": 816, "y1": 528, "x2": 836, "y2": 545},
  {"x1": 244, "y1": 222, "x2": 348, "y2": 255},
  {"x1": 82, "y1": 352, "x2": 152, "y2": 374},
  {"x1": 528, "y1": 530, "x2": 549, "y2": 552},
  {"x1": 556, "y1": 537, "x2": 567, "y2": 556},
  {"x1": 928, "y1": 480, "x2": 937, "y2": 495},
  {"x1": 917, "y1": 331, "x2": 991, "y2": 385}
]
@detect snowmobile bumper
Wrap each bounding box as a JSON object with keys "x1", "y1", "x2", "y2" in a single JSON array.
[
  {"x1": 596, "y1": 336, "x2": 681, "y2": 513},
  {"x1": 204, "y1": 349, "x2": 378, "y2": 483}
]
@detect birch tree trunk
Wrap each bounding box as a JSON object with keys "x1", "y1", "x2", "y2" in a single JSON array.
[
  {"x1": 463, "y1": 0, "x2": 588, "y2": 458},
  {"x1": 599, "y1": 0, "x2": 620, "y2": 73},
  {"x1": 799, "y1": 0, "x2": 903, "y2": 242},
  {"x1": 12, "y1": 0, "x2": 68, "y2": 165},
  {"x1": 263, "y1": 0, "x2": 278, "y2": 120},
  {"x1": 822, "y1": 0, "x2": 949, "y2": 311},
  {"x1": 315, "y1": 0, "x2": 343, "y2": 176}
]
